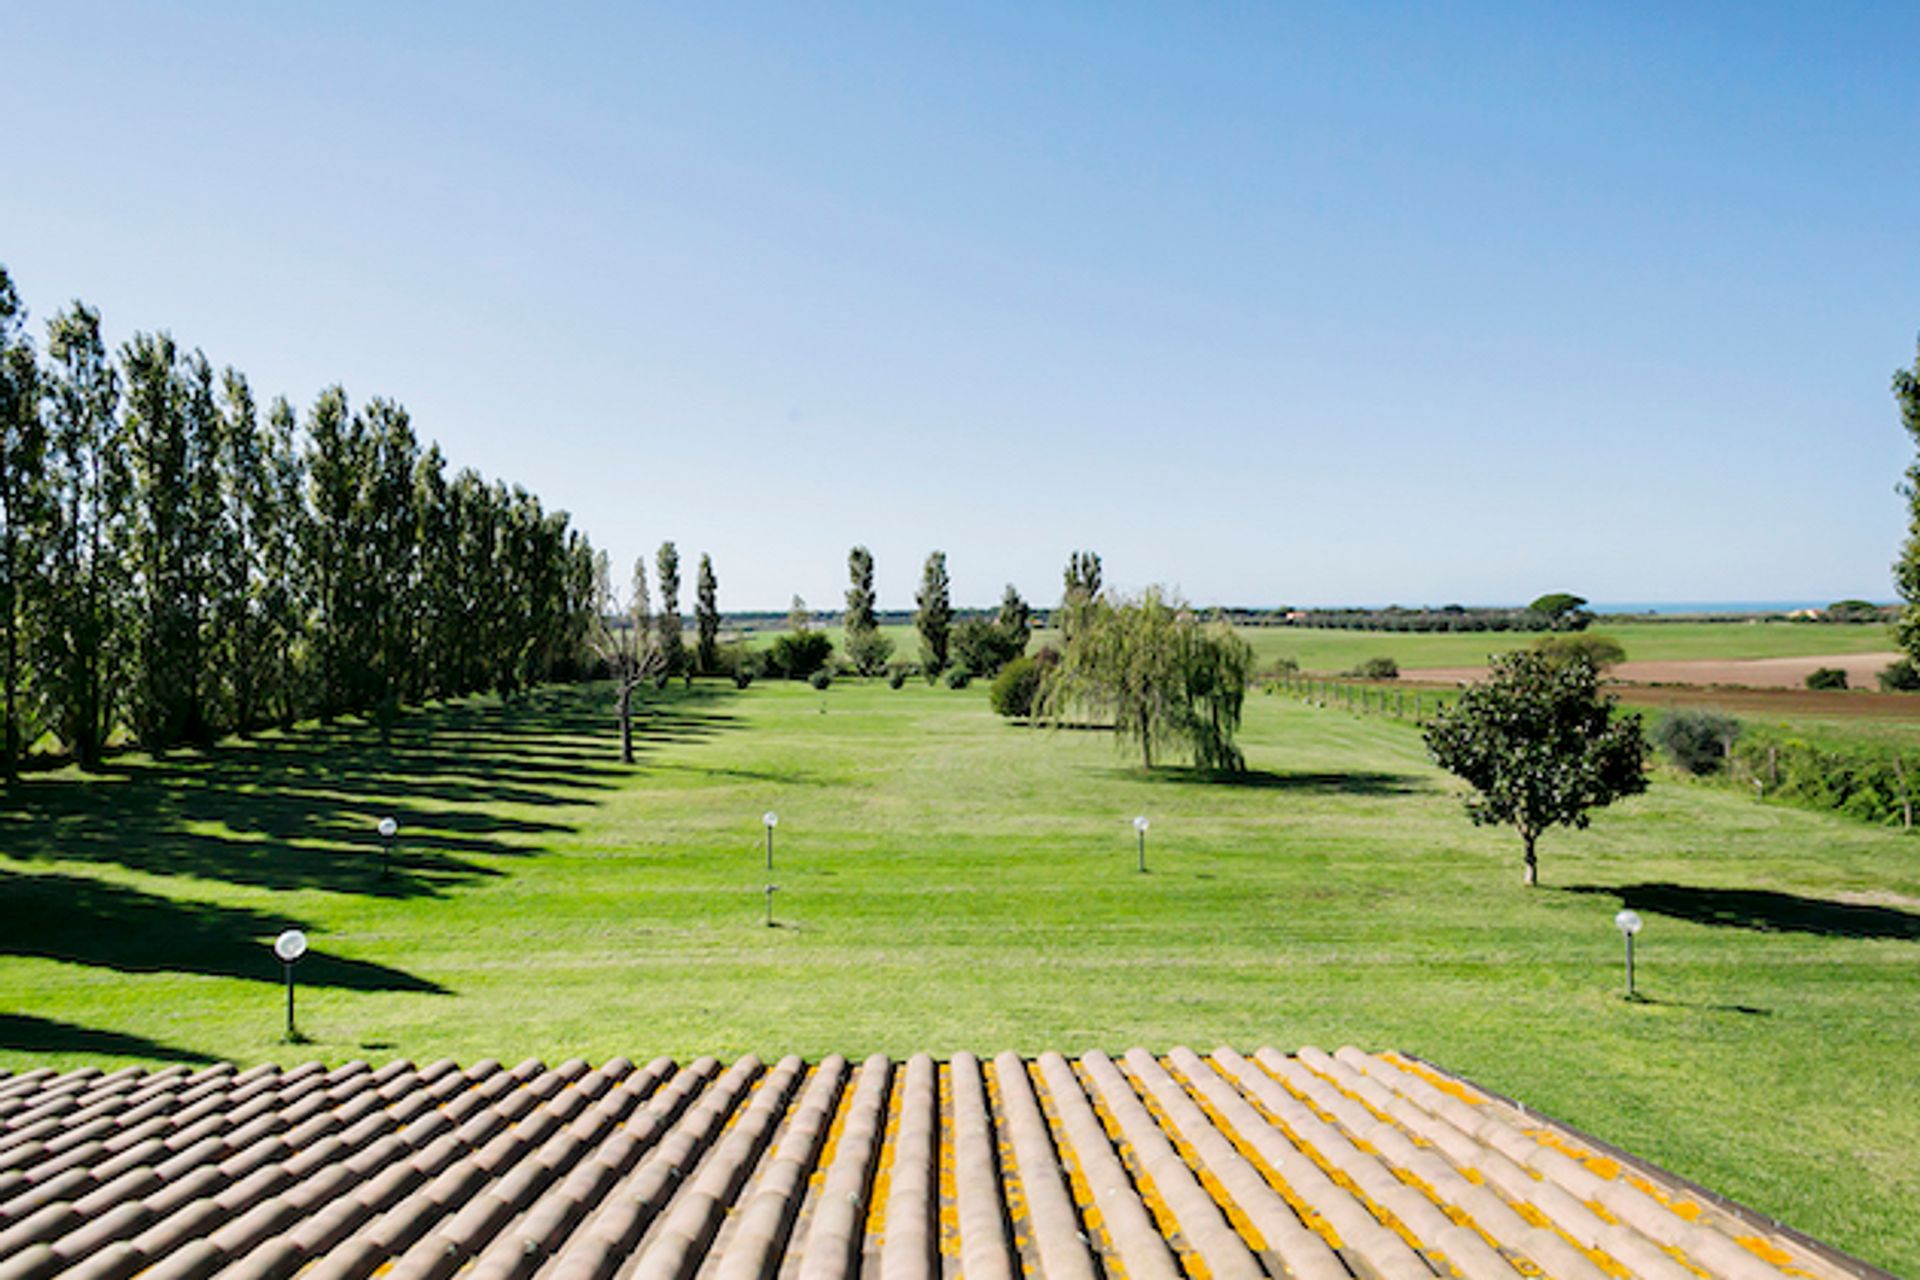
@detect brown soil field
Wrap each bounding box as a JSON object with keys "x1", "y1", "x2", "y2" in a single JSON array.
[{"x1": 1409, "y1": 651, "x2": 1901, "y2": 691}]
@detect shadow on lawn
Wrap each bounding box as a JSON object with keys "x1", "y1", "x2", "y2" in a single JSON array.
[
  {"x1": 0, "y1": 1013, "x2": 216, "y2": 1063},
  {"x1": 1565, "y1": 882, "x2": 1920, "y2": 941},
  {"x1": 1122, "y1": 766, "x2": 1425, "y2": 795},
  {"x1": 0, "y1": 683, "x2": 739, "y2": 900},
  {"x1": 0, "y1": 872, "x2": 448, "y2": 991}
]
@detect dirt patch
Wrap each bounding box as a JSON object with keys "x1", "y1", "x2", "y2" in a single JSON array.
[{"x1": 1407, "y1": 652, "x2": 1902, "y2": 691}]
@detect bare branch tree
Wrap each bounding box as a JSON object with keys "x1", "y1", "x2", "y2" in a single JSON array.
[{"x1": 587, "y1": 551, "x2": 666, "y2": 764}]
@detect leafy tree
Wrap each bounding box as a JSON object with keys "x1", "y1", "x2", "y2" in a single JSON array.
[
  {"x1": 1527, "y1": 592, "x2": 1592, "y2": 631},
  {"x1": 303, "y1": 385, "x2": 360, "y2": 720},
  {"x1": 951, "y1": 588, "x2": 1029, "y2": 677},
  {"x1": 1532, "y1": 632, "x2": 1625, "y2": 670},
  {"x1": 844, "y1": 545, "x2": 890, "y2": 674},
  {"x1": 1826, "y1": 598, "x2": 1882, "y2": 624},
  {"x1": 123, "y1": 332, "x2": 211, "y2": 750},
  {"x1": 211, "y1": 368, "x2": 267, "y2": 733},
  {"x1": 1889, "y1": 339, "x2": 1920, "y2": 667},
  {"x1": 0, "y1": 268, "x2": 48, "y2": 781},
  {"x1": 845, "y1": 545, "x2": 877, "y2": 633},
  {"x1": 40, "y1": 302, "x2": 125, "y2": 768},
  {"x1": 1424, "y1": 650, "x2": 1648, "y2": 886},
  {"x1": 655, "y1": 540, "x2": 684, "y2": 675},
  {"x1": 1653, "y1": 709, "x2": 1740, "y2": 775},
  {"x1": 770, "y1": 630, "x2": 834, "y2": 679},
  {"x1": 915, "y1": 550, "x2": 952, "y2": 672},
  {"x1": 1041, "y1": 588, "x2": 1253, "y2": 770},
  {"x1": 1346, "y1": 657, "x2": 1399, "y2": 679},
  {"x1": 695, "y1": 552, "x2": 719, "y2": 675},
  {"x1": 1061, "y1": 550, "x2": 1102, "y2": 643},
  {"x1": 1879, "y1": 657, "x2": 1920, "y2": 692},
  {"x1": 788, "y1": 593, "x2": 811, "y2": 633}
]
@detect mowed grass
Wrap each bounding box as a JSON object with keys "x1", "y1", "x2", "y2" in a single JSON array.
[{"x1": 3, "y1": 680, "x2": 1918, "y2": 1270}]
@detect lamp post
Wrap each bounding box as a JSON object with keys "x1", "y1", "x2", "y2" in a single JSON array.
[
  {"x1": 377, "y1": 816, "x2": 398, "y2": 876},
  {"x1": 1133, "y1": 815, "x2": 1150, "y2": 873},
  {"x1": 764, "y1": 883, "x2": 778, "y2": 928},
  {"x1": 274, "y1": 929, "x2": 309, "y2": 1041},
  {"x1": 1614, "y1": 909, "x2": 1643, "y2": 1001},
  {"x1": 762, "y1": 811, "x2": 778, "y2": 870}
]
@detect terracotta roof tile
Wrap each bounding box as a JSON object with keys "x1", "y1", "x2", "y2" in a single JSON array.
[{"x1": 0, "y1": 1049, "x2": 1890, "y2": 1280}]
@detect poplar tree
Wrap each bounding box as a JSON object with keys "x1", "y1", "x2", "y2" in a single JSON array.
[
  {"x1": 0, "y1": 268, "x2": 47, "y2": 780},
  {"x1": 915, "y1": 550, "x2": 952, "y2": 673},
  {"x1": 844, "y1": 544, "x2": 891, "y2": 674},
  {"x1": 695, "y1": 552, "x2": 719, "y2": 675},
  {"x1": 41, "y1": 302, "x2": 124, "y2": 767},
  {"x1": 258, "y1": 396, "x2": 308, "y2": 726},
  {"x1": 1061, "y1": 549, "x2": 1102, "y2": 644},
  {"x1": 123, "y1": 333, "x2": 201, "y2": 749},
  {"x1": 303, "y1": 386, "x2": 360, "y2": 719},
  {"x1": 212, "y1": 369, "x2": 264, "y2": 733},
  {"x1": 656, "y1": 540, "x2": 684, "y2": 674}
]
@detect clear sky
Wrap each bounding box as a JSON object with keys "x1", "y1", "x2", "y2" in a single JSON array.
[{"x1": 4, "y1": 3, "x2": 1917, "y2": 611}]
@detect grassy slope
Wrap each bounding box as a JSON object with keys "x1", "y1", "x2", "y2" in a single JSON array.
[{"x1": 2, "y1": 681, "x2": 1917, "y2": 1270}]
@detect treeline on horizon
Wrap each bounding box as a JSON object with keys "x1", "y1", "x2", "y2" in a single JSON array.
[{"x1": 0, "y1": 264, "x2": 597, "y2": 778}]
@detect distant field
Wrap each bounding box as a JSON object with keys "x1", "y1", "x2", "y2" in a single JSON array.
[
  {"x1": 753, "y1": 619, "x2": 1899, "y2": 673},
  {"x1": 2, "y1": 680, "x2": 1917, "y2": 1270}
]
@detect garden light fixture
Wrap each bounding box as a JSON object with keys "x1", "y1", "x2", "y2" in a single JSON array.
[
  {"x1": 1134, "y1": 815, "x2": 1150, "y2": 873},
  {"x1": 378, "y1": 816, "x2": 398, "y2": 875},
  {"x1": 763, "y1": 811, "x2": 778, "y2": 870},
  {"x1": 273, "y1": 929, "x2": 308, "y2": 1040},
  {"x1": 1614, "y1": 908, "x2": 1643, "y2": 1000}
]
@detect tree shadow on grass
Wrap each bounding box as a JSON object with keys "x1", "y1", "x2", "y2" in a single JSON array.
[
  {"x1": 1563, "y1": 882, "x2": 1920, "y2": 941},
  {"x1": 0, "y1": 683, "x2": 743, "y2": 900},
  {"x1": 0, "y1": 872, "x2": 448, "y2": 992},
  {"x1": 0, "y1": 1013, "x2": 216, "y2": 1063},
  {"x1": 1115, "y1": 766, "x2": 1426, "y2": 795}
]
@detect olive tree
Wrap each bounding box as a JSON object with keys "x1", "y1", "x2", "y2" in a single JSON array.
[{"x1": 1424, "y1": 649, "x2": 1648, "y2": 886}]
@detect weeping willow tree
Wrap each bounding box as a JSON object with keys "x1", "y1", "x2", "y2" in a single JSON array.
[{"x1": 1039, "y1": 587, "x2": 1253, "y2": 770}]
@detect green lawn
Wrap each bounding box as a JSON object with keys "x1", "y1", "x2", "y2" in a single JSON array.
[{"x1": 3, "y1": 680, "x2": 1917, "y2": 1271}]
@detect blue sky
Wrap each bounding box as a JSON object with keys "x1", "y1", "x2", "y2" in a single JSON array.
[{"x1": 4, "y1": 3, "x2": 1917, "y2": 610}]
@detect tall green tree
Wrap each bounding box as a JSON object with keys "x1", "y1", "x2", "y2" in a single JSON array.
[
  {"x1": 0, "y1": 268, "x2": 48, "y2": 780},
  {"x1": 40, "y1": 302, "x2": 125, "y2": 767},
  {"x1": 1894, "y1": 339, "x2": 1920, "y2": 663},
  {"x1": 844, "y1": 544, "x2": 891, "y2": 674},
  {"x1": 1061, "y1": 549, "x2": 1102, "y2": 644},
  {"x1": 915, "y1": 550, "x2": 952, "y2": 673},
  {"x1": 695, "y1": 552, "x2": 720, "y2": 675},
  {"x1": 1424, "y1": 649, "x2": 1648, "y2": 886},
  {"x1": 655, "y1": 540, "x2": 684, "y2": 675},
  {"x1": 303, "y1": 385, "x2": 361, "y2": 720},
  {"x1": 257, "y1": 396, "x2": 309, "y2": 727},
  {"x1": 211, "y1": 369, "x2": 265, "y2": 733},
  {"x1": 123, "y1": 333, "x2": 219, "y2": 750},
  {"x1": 1040, "y1": 588, "x2": 1252, "y2": 770}
]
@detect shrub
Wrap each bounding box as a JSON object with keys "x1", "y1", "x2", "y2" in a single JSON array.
[
  {"x1": 1533, "y1": 633, "x2": 1626, "y2": 671},
  {"x1": 1880, "y1": 658, "x2": 1920, "y2": 692},
  {"x1": 1653, "y1": 709, "x2": 1740, "y2": 775},
  {"x1": 945, "y1": 665, "x2": 973, "y2": 689},
  {"x1": 990, "y1": 656, "x2": 1041, "y2": 718},
  {"x1": 845, "y1": 628, "x2": 894, "y2": 676},
  {"x1": 950, "y1": 616, "x2": 1026, "y2": 678},
  {"x1": 732, "y1": 667, "x2": 755, "y2": 690},
  {"x1": 1263, "y1": 657, "x2": 1301, "y2": 680},
  {"x1": 1805, "y1": 666, "x2": 1849, "y2": 691},
  {"x1": 808, "y1": 669, "x2": 832, "y2": 691},
  {"x1": 887, "y1": 669, "x2": 909, "y2": 690},
  {"x1": 1347, "y1": 656, "x2": 1399, "y2": 680},
  {"x1": 769, "y1": 630, "x2": 834, "y2": 679}
]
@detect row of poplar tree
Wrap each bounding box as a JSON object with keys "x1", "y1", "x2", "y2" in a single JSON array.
[{"x1": 0, "y1": 265, "x2": 598, "y2": 778}]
